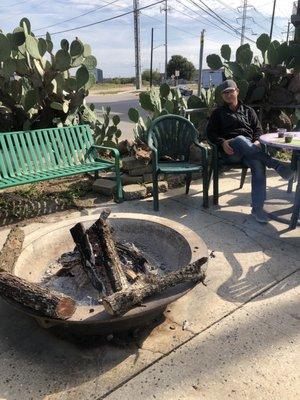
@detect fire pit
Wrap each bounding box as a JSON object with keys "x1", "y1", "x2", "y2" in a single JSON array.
[{"x1": 10, "y1": 213, "x2": 207, "y2": 335}]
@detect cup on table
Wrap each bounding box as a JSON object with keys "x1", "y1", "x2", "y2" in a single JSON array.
[
  {"x1": 277, "y1": 128, "x2": 287, "y2": 138},
  {"x1": 284, "y1": 132, "x2": 294, "y2": 143}
]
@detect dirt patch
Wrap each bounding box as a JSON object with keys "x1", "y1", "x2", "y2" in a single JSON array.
[{"x1": 0, "y1": 175, "x2": 108, "y2": 227}]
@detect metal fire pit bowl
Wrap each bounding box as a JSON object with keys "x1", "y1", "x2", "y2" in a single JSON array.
[{"x1": 13, "y1": 213, "x2": 207, "y2": 335}]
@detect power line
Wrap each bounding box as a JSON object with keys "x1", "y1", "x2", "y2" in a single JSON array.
[
  {"x1": 44, "y1": 0, "x2": 166, "y2": 36},
  {"x1": 186, "y1": 0, "x2": 245, "y2": 37},
  {"x1": 35, "y1": 0, "x2": 121, "y2": 31},
  {"x1": 173, "y1": 1, "x2": 244, "y2": 39},
  {"x1": 0, "y1": 0, "x2": 29, "y2": 6},
  {"x1": 178, "y1": 0, "x2": 255, "y2": 43}
]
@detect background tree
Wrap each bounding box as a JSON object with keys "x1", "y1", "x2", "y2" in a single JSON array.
[
  {"x1": 167, "y1": 55, "x2": 196, "y2": 80},
  {"x1": 142, "y1": 69, "x2": 161, "y2": 82}
]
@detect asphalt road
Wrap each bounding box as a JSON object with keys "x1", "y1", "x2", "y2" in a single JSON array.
[{"x1": 87, "y1": 92, "x2": 143, "y2": 141}]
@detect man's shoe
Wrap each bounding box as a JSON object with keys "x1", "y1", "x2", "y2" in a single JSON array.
[
  {"x1": 276, "y1": 164, "x2": 294, "y2": 181},
  {"x1": 251, "y1": 208, "x2": 270, "y2": 223}
]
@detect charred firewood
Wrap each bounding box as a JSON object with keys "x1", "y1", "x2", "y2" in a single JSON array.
[
  {"x1": 102, "y1": 257, "x2": 208, "y2": 316},
  {"x1": 0, "y1": 271, "x2": 76, "y2": 320},
  {"x1": 0, "y1": 227, "x2": 24, "y2": 273}
]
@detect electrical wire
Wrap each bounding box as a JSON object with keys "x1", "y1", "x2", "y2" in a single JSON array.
[
  {"x1": 35, "y1": 0, "x2": 121, "y2": 31},
  {"x1": 175, "y1": 0, "x2": 255, "y2": 43},
  {"x1": 45, "y1": 0, "x2": 166, "y2": 36},
  {"x1": 185, "y1": 0, "x2": 256, "y2": 43}
]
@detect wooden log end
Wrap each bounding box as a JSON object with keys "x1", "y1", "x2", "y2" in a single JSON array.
[{"x1": 56, "y1": 297, "x2": 77, "y2": 320}]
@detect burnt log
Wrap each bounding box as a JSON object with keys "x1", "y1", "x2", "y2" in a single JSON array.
[
  {"x1": 102, "y1": 257, "x2": 208, "y2": 316},
  {"x1": 70, "y1": 223, "x2": 113, "y2": 295},
  {"x1": 0, "y1": 271, "x2": 76, "y2": 319},
  {"x1": 0, "y1": 227, "x2": 24, "y2": 273},
  {"x1": 116, "y1": 242, "x2": 154, "y2": 275},
  {"x1": 86, "y1": 215, "x2": 129, "y2": 292}
]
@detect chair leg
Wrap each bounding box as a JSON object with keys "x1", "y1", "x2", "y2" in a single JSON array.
[
  {"x1": 287, "y1": 175, "x2": 294, "y2": 193},
  {"x1": 239, "y1": 167, "x2": 248, "y2": 189},
  {"x1": 289, "y1": 158, "x2": 300, "y2": 229},
  {"x1": 202, "y1": 166, "x2": 209, "y2": 208},
  {"x1": 153, "y1": 173, "x2": 159, "y2": 211},
  {"x1": 185, "y1": 173, "x2": 192, "y2": 194},
  {"x1": 213, "y1": 160, "x2": 219, "y2": 205}
]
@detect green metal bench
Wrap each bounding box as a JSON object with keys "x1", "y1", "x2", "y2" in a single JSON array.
[{"x1": 0, "y1": 124, "x2": 123, "y2": 201}]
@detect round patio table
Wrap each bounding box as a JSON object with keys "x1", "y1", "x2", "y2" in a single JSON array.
[{"x1": 259, "y1": 132, "x2": 300, "y2": 229}]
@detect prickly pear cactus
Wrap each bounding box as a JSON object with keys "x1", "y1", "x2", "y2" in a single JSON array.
[
  {"x1": 0, "y1": 18, "x2": 120, "y2": 145},
  {"x1": 128, "y1": 83, "x2": 187, "y2": 143},
  {"x1": 205, "y1": 33, "x2": 300, "y2": 129}
]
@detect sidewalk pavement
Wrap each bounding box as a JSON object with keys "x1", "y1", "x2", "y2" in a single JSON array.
[{"x1": 0, "y1": 170, "x2": 299, "y2": 400}]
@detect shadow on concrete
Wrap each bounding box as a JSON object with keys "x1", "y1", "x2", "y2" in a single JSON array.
[
  {"x1": 117, "y1": 292, "x2": 300, "y2": 399},
  {"x1": 0, "y1": 297, "x2": 161, "y2": 400}
]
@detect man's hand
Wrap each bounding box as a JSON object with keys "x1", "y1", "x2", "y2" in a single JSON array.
[
  {"x1": 254, "y1": 140, "x2": 261, "y2": 148},
  {"x1": 222, "y1": 139, "x2": 234, "y2": 155}
]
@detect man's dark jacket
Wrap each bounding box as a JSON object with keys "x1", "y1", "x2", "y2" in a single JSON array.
[{"x1": 206, "y1": 102, "x2": 263, "y2": 148}]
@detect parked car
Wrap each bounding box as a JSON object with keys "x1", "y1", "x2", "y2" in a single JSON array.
[{"x1": 177, "y1": 85, "x2": 193, "y2": 96}]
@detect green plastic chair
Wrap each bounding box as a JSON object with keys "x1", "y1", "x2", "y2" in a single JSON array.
[{"x1": 148, "y1": 115, "x2": 209, "y2": 211}]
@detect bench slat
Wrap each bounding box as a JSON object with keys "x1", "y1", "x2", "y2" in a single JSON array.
[
  {"x1": 63, "y1": 127, "x2": 79, "y2": 164},
  {"x1": 0, "y1": 149, "x2": 9, "y2": 178},
  {"x1": 78, "y1": 125, "x2": 94, "y2": 163},
  {"x1": 24, "y1": 131, "x2": 41, "y2": 172},
  {"x1": 18, "y1": 132, "x2": 34, "y2": 173},
  {"x1": 31, "y1": 131, "x2": 47, "y2": 171},
  {"x1": 71, "y1": 126, "x2": 86, "y2": 162},
  {"x1": 59, "y1": 127, "x2": 75, "y2": 166},
  {"x1": 6, "y1": 134, "x2": 21, "y2": 175},
  {"x1": 0, "y1": 136, "x2": 16, "y2": 177},
  {"x1": 11, "y1": 133, "x2": 29, "y2": 174},
  {"x1": 42, "y1": 129, "x2": 59, "y2": 169},
  {"x1": 47, "y1": 128, "x2": 66, "y2": 167}
]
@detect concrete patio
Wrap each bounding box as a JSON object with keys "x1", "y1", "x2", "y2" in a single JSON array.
[{"x1": 0, "y1": 169, "x2": 299, "y2": 400}]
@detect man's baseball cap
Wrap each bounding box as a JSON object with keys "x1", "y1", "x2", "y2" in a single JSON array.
[{"x1": 219, "y1": 79, "x2": 238, "y2": 93}]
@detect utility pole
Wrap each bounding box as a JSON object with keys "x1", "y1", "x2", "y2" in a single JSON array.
[
  {"x1": 286, "y1": 21, "x2": 291, "y2": 44},
  {"x1": 133, "y1": 0, "x2": 142, "y2": 90},
  {"x1": 150, "y1": 28, "x2": 154, "y2": 87},
  {"x1": 197, "y1": 30, "x2": 205, "y2": 96},
  {"x1": 240, "y1": 0, "x2": 248, "y2": 45},
  {"x1": 291, "y1": 0, "x2": 300, "y2": 43},
  {"x1": 270, "y1": 0, "x2": 277, "y2": 41},
  {"x1": 161, "y1": 0, "x2": 169, "y2": 81}
]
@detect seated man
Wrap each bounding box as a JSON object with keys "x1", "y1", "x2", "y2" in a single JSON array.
[{"x1": 207, "y1": 79, "x2": 293, "y2": 223}]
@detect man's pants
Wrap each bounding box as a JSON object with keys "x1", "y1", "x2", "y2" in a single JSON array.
[{"x1": 220, "y1": 135, "x2": 279, "y2": 209}]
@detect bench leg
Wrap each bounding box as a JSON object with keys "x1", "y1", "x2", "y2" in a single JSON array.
[
  {"x1": 153, "y1": 172, "x2": 159, "y2": 211},
  {"x1": 114, "y1": 162, "x2": 123, "y2": 203}
]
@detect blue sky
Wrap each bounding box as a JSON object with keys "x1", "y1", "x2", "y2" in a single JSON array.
[{"x1": 0, "y1": 0, "x2": 296, "y2": 77}]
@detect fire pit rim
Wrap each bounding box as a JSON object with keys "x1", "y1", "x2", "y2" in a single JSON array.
[{"x1": 13, "y1": 212, "x2": 208, "y2": 332}]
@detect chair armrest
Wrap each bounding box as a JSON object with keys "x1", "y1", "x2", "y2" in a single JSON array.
[
  {"x1": 193, "y1": 140, "x2": 209, "y2": 165},
  {"x1": 148, "y1": 131, "x2": 158, "y2": 170}
]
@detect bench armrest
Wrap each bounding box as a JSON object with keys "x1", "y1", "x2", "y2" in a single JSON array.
[{"x1": 91, "y1": 144, "x2": 120, "y2": 160}]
